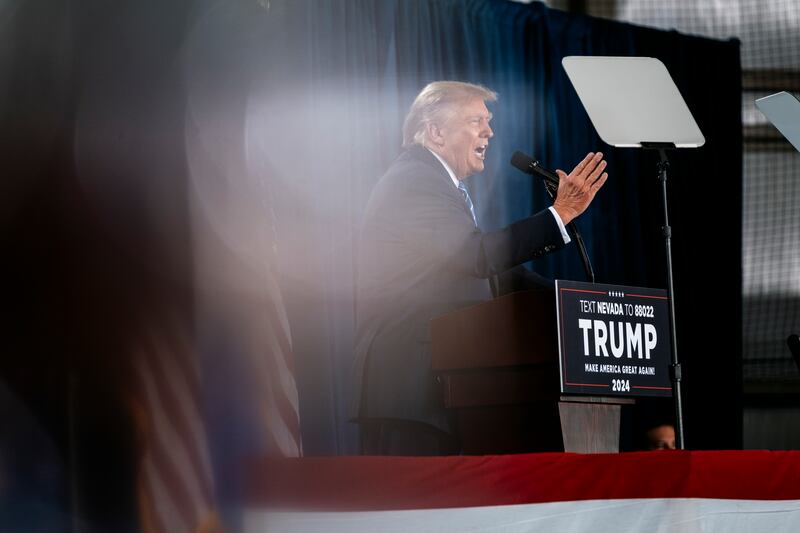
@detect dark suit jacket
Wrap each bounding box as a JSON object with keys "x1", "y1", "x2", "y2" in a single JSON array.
[{"x1": 351, "y1": 145, "x2": 566, "y2": 433}]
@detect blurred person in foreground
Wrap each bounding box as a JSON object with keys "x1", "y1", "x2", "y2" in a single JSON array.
[{"x1": 352, "y1": 81, "x2": 608, "y2": 455}]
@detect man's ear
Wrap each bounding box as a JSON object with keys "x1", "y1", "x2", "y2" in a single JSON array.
[{"x1": 426, "y1": 122, "x2": 445, "y2": 148}]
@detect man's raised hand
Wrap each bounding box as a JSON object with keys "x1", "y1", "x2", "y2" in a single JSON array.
[{"x1": 552, "y1": 152, "x2": 608, "y2": 225}]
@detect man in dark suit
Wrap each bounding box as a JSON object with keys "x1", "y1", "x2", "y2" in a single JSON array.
[{"x1": 352, "y1": 81, "x2": 608, "y2": 455}]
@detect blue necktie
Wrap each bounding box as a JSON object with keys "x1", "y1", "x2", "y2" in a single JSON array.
[{"x1": 457, "y1": 182, "x2": 477, "y2": 227}]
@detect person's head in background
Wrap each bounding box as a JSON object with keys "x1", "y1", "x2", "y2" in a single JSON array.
[
  {"x1": 645, "y1": 423, "x2": 676, "y2": 450},
  {"x1": 634, "y1": 400, "x2": 676, "y2": 451}
]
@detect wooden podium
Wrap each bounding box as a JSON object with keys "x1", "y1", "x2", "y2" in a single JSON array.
[{"x1": 430, "y1": 289, "x2": 631, "y2": 454}]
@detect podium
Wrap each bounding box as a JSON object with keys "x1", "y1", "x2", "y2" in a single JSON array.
[{"x1": 431, "y1": 289, "x2": 632, "y2": 454}]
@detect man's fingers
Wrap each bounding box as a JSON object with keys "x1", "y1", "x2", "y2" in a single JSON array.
[
  {"x1": 588, "y1": 160, "x2": 607, "y2": 182},
  {"x1": 571, "y1": 152, "x2": 595, "y2": 175},
  {"x1": 592, "y1": 172, "x2": 609, "y2": 191},
  {"x1": 560, "y1": 153, "x2": 608, "y2": 199},
  {"x1": 573, "y1": 152, "x2": 605, "y2": 180},
  {"x1": 580, "y1": 152, "x2": 604, "y2": 178}
]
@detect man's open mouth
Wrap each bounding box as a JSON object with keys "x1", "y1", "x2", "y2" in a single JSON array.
[{"x1": 475, "y1": 145, "x2": 487, "y2": 160}]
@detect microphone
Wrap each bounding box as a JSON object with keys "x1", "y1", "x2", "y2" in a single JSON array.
[
  {"x1": 510, "y1": 150, "x2": 596, "y2": 284},
  {"x1": 511, "y1": 151, "x2": 560, "y2": 192}
]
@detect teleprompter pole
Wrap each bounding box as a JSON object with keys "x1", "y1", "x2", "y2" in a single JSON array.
[{"x1": 646, "y1": 144, "x2": 685, "y2": 449}]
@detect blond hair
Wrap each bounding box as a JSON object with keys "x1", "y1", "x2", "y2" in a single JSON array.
[{"x1": 402, "y1": 81, "x2": 497, "y2": 147}]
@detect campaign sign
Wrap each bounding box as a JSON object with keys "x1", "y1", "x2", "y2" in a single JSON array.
[{"x1": 555, "y1": 280, "x2": 672, "y2": 397}]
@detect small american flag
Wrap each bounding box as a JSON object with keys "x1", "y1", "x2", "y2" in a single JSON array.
[
  {"x1": 129, "y1": 312, "x2": 222, "y2": 533},
  {"x1": 258, "y1": 267, "x2": 302, "y2": 458}
]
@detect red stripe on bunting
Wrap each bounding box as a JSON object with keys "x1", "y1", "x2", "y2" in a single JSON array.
[{"x1": 247, "y1": 451, "x2": 800, "y2": 511}]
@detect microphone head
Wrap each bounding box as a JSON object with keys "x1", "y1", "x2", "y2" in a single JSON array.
[
  {"x1": 511, "y1": 150, "x2": 560, "y2": 188},
  {"x1": 511, "y1": 151, "x2": 535, "y2": 173}
]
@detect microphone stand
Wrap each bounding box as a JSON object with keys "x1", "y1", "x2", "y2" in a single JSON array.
[
  {"x1": 542, "y1": 181, "x2": 596, "y2": 284},
  {"x1": 572, "y1": 228, "x2": 595, "y2": 284}
]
